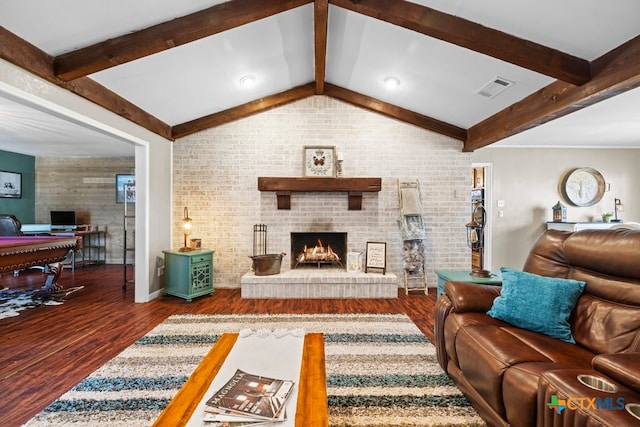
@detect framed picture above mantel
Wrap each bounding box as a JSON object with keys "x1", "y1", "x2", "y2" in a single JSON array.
[
  {"x1": 303, "y1": 145, "x2": 336, "y2": 177},
  {"x1": 0, "y1": 170, "x2": 22, "y2": 199}
]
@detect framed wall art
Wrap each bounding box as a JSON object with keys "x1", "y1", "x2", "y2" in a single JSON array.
[
  {"x1": 365, "y1": 241, "x2": 387, "y2": 274},
  {"x1": 190, "y1": 238, "x2": 202, "y2": 249},
  {"x1": 303, "y1": 145, "x2": 336, "y2": 177},
  {"x1": 116, "y1": 174, "x2": 136, "y2": 204},
  {"x1": 0, "y1": 170, "x2": 22, "y2": 199}
]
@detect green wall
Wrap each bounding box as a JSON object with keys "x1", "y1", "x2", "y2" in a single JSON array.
[{"x1": 0, "y1": 150, "x2": 35, "y2": 223}]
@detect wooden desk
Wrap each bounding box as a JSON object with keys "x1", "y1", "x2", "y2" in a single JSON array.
[
  {"x1": 51, "y1": 230, "x2": 106, "y2": 268},
  {"x1": 21, "y1": 225, "x2": 107, "y2": 269},
  {"x1": 435, "y1": 269, "x2": 502, "y2": 298},
  {"x1": 153, "y1": 333, "x2": 328, "y2": 427}
]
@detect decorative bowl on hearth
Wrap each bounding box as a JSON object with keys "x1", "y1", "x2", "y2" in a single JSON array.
[{"x1": 249, "y1": 253, "x2": 286, "y2": 276}]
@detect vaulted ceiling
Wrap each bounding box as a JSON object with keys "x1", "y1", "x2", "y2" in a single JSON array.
[{"x1": 1, "y1": 0, "x2": 639, "y2": 157}]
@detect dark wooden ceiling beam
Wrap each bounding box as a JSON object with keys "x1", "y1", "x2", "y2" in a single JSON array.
[
  {"x1": 0, "y1": 25, "x2": 54, "y2": 78},
  {"x1": 0, "y1": 27, "x2": 172, "y2": 140},
  {"x1": 314, "y1": 0, "x2": 329, "y2": 94},
  {"x1": 54, "y1": 0, "x2": 313, "y2": 81},
  {"x1": 330, "y1": 0, "x2": 591, "y2": 85},
  {"x1": 6, "y1": 2, "x2": 633, "y2": 150},
  {"x1": 172, "y1": 82, "x2": 466, "y2": 141},
  {"x1": 465, "y1": 35, "x2": 640, "y2": 152},
  {"x1": 324, "y1": 83, "x2": 467, "y2": 141},
  {"x1": 172, "y1": 83, "x2": 316, "y2": 139}
]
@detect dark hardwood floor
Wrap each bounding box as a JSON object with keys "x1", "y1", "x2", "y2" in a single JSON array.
[{"x1": 0, "y1": 264, "x2": 436, "y2": 426}]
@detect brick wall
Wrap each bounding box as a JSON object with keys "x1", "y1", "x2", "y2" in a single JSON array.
[
  {"x1": 173, "y1": 96, "x2": 472, "y2": 288},
  {"x1": 35, "y1": 157, "x2": 135, "y2": 264}
]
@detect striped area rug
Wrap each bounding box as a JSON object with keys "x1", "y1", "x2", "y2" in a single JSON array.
[{"x1": 26, "y1": 314, "x2": 485, "y2": 426}]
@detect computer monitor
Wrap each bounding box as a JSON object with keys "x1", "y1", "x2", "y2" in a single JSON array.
[{"x1": 50, "y1": 211, "x2": 76, "y2": 229}]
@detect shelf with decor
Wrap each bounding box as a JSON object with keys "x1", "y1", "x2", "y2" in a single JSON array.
[
  {"x1": 257, "y1": 177, "x2": 381, "y2": 210},
  {"x1": 546, "y1": 222, "x2": 624, "y2": 232}
]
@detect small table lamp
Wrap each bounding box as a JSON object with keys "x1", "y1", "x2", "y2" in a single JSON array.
[{"x1": 180, "y1": 207, "x2": 193, "y2": 252}]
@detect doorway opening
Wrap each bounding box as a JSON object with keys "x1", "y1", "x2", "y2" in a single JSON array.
[{"x1": 471, "y1": 163, "x2": 492, "y2": 271}]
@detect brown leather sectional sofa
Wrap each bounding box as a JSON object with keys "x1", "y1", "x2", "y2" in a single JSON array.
[{"x1": 435, "y1": 229, "x2": 640, "y2": 426}]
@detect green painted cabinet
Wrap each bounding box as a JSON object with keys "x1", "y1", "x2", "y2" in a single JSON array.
[
  {"x1": 163, "y1": 249, "x2": 214, "y2": 301},
  {"x1": 435, "y1": 269, "x2": 502, "y2": 298}
]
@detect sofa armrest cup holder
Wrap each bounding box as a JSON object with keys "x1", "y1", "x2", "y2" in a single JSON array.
[
  {"x1": 577, "y1": 374, "x2": 618, "y2": 393},
  {"x1": 626, "y1": 403, "x2": 640, "y2": 421}
]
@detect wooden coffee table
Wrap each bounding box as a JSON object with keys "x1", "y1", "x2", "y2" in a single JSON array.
[{"x1": 153, "y1": 332, "x2": 328, "y2": 426}]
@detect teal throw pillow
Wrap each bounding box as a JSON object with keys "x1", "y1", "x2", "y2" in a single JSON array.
[{"x1": 487, "y1": 268, "x2": 586, "y2": 343}]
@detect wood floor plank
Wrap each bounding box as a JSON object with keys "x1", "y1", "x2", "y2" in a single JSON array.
[
  {"x1": 152, "y1": 333, "x2": 239, "y2": 426},
  {"x1": 0, "y1": 265, "x2": 436, "y2": 426},
  {"x1": 296, "y1": 332, "x2": 329, "y2": 427}
]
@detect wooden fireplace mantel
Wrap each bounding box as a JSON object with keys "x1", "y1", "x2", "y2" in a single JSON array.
[{"x1": 257, "y1": 177, "x2": 382, "y2": 210}]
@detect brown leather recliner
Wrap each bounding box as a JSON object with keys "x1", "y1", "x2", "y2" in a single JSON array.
[{"x1": 435, "y1": 229, "x2": 640, "y2": 427}]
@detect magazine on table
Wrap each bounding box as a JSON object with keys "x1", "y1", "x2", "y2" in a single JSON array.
[
  {"x1": 205, "y1": 369, "x2": 295, "y2": 422},
  {"x1": 202, "y1": 411, "x2": 278, "y2": 426},
  {"x1": 202, "y1": 412, "x2": 286, "y2": 426},
  {"x1": 203, "y1": 408, "x2": 287, "y2": 426}
]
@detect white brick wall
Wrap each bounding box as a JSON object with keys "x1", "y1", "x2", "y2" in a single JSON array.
[{"x1": 173, "y1": 96, "x2": 472, "y2": 288}]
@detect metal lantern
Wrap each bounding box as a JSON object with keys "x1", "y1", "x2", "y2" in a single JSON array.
[{"x1": 552, "y1": 201, "x2": 566, "y2": 222}]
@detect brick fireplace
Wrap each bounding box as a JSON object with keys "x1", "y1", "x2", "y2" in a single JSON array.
[
  {"x1": 241, "y1": 230, "x2": 398, "y2": 298},
  {"x1": 240, "y1": 268, "x2": 398, "y2": 298},
  {"x1": 173, "y1": 97, "x2": 472, "y2": 291}
]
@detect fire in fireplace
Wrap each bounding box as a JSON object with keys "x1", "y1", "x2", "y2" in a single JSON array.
[
  {"x1": 296, "y1": 239, "x2": 342, "y2": 267},
  {"x1": 291, "y1": 232, "x2": 347, "y2": 269}
]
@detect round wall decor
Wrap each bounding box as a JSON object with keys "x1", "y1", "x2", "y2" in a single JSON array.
[{"x1": 560, "y1": 167, "x2": 606, "y2": 207}]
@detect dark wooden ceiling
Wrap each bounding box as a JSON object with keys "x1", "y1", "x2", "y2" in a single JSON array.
[{"x1": 1, "y1": 0, "x2": 639, "y2": 151}]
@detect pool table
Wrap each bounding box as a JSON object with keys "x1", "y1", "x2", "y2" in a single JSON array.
[{"x1": 0, "y1": 236, "x2": 78, "y2": 289}]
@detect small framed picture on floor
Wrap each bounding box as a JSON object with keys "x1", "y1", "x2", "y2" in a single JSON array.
[{"x1": 365, "y1": 241, "x2": 386, "y2": 275}]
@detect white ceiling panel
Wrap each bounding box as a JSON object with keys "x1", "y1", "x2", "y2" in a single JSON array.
[
  {"x1": 327, "y1": 7, "x2": 553, "y2": 127},
  {"x1": 495, "y1": 86, "x2": 640, "y2": 148},
  {"x1": 0, "y1": 0, "x2": 226, "y2": 55},
  {"x1": 0, "y1": 94, "x2": 134, "y2": 157},
  {"x1": 410, "y1": 0, "x2": 640, "y2": 59},
  {"x1": 90, "y1": 5, "x2": 314, "y2": 125}
]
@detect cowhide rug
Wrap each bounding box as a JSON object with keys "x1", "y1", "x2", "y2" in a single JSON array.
[{"x1": 0, "y1": 286, "x2": 83, "y2": 320}]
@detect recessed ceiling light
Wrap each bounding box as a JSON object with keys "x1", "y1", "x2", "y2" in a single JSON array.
[
  {"x1": 384, "y1": 76, "x2": 401, "y2": 89},
  {"x1": 239, "y1": 75, "x2": 256, "y2": 88}
]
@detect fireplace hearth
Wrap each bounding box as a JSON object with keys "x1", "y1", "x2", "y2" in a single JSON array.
[{"x1": 291, "y1": 232, "x2": 347, "y2": 269}]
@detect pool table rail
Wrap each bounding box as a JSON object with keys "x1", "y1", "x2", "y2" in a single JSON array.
[{"x1": 0, "y1": 236, "x2": 78, "y2": 273}]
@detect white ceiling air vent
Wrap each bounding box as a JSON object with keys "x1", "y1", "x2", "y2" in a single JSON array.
[{"x1": 476, "y1": 77, "x2": 515, "y2": 98}]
